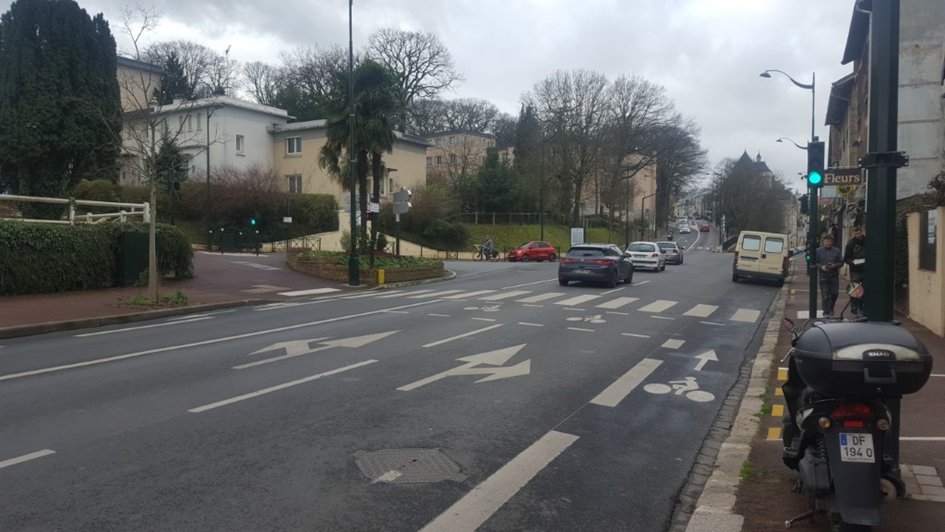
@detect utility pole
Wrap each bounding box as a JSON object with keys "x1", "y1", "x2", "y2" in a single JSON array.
[{"x1": 346, "y1": 0, "x2": 359, "y2": 286}]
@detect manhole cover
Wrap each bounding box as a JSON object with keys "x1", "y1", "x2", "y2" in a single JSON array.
[{"x1": 353, "y1": 448, "x2": 467, "y2": 484}]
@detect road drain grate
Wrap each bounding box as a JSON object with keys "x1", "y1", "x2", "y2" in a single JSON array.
[{"x1": 353, "y1": 448, "x2": 467, "y2": 484}]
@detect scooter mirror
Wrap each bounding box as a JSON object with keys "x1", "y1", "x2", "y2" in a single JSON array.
[{"x1": 782, "y1": 318, "x2": 795, "y2": 330}]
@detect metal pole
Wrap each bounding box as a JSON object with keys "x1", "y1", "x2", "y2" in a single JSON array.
[
  {"x1": 809, "y1": 182, "x2": 819, "y2": 317},
  {"x1": 539, "y1": 139, "x2": 545, "y2": 241},
  {"x1": 206, "y1": 106, "x2": 212, "y2": 251},
  {"x1": 346, "y1": 0, "x2": 360, "y2": 285}
]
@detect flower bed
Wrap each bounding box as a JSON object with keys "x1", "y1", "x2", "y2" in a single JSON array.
[{"x1": 286, "y1": 249, "x2": 446, "y2": 286}]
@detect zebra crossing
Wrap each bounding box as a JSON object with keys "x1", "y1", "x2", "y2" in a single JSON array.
[{"x1": 324, "y1": 287, "x2": 762, "y2": 324}]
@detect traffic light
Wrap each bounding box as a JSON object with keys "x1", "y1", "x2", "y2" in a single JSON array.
[
  {"x1": 799, "y1": 194, "x2": 809, "y2": 215},
  {"x1": 807, "y1": 140, "x2": 825, "y2": 187}
]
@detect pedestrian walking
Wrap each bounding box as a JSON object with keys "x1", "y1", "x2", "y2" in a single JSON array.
[
  {"x1": 843, "y1": 226, "x2": 866, "y2": 316},
  {"x1": 815, "y1": 235, "x2": 843, "y2": 316}
]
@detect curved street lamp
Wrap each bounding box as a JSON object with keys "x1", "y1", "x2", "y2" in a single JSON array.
[
  {"x1": 776, "y1": 137, "x2": 808, "y2": 151},
  {"x1": 760, "y1": 69, "x2": 815, "y2": 142}
]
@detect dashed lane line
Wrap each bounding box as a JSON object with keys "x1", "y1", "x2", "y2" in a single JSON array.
[
  {"x1": 74, "y1": 316, "x2": 213, "y2": 337},
  {"x1": 591, "y1": 357, "x2": 662, "y2": 407},
  {"x1": 0, "y1": 449, "x2": 56, "y2": 470},
  {"x1": 422, "y1": 324, "x2": 504, "y2": 348}
]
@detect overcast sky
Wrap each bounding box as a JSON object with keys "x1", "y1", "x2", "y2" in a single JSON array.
[{"x1": 4, "y1": 0, "x2": 856, "y2": 190}]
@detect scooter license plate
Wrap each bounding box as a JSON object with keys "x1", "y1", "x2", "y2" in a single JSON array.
[{"x1": 839, "y1": 433, "x2": 875, "y2": 463}]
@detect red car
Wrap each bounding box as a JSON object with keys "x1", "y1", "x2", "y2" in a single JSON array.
[
  {"x1": 699, "y1": 224, "x2": 711, "y2": 232},
  {"x1": 507, "y1": 241, "x2": 558, "y2": 262}
]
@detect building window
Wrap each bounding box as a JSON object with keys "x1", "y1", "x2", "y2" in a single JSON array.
[
  {"x1": 196, "y1": 114, "x2": 202, "y2": 131},
  {"x1": 919, "y1": 209, "x2": 937, "y2": 271},
  {"x1": 435, "y1": 155, "x2": 443, "y2": 166},
  {"x1": 187, "y1": 115, "x2": 193, "y2": 132},
  {"x1": 235, "y1": 134, "x2": 244, "y2": 154},
  {"x1": 426, "y1": 157, "x2": 433, "y2": 167},
  {"x1": 435, "y1": 138, "x2": 443, "y2": 147},
  {"x1": 449, "y1": 154, "x2": 457, "y2": 165},
  {"x1": 449, "y1": 136, "x2": 455, "y2": 145},
  {"x1": 286, "y1": 136, "x2": 302, "y2": 155},
  {"x1": 287, "y1": 174, "x2": 302, "y2": 193}
]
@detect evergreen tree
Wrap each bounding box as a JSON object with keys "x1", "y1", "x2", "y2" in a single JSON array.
[
  {"x1": 159, "y1": 51, "x2": 193, "y2": 103},
  {"x1": 0, "y1": 0, "x2": 122, "y2": 216},
  {"x1": 477, "y1": 147, "x2": 517, "y2": 213}
]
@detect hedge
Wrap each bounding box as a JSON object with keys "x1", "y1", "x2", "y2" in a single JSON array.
[{"x1": 0, "y1": 221, "x2": 193, "y2": 295}]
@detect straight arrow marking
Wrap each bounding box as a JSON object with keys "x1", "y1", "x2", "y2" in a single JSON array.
[
  {"x1": 250, "y1": 338, "x2": 329, "y2": 357},
  {"x1": 694, "y1": 350, "x2": 719, "y2": 371},
  {"x1": 236, "y1": 331, "x2": 399, "y2": 370},
  {"x1": 398, "y1": 345, "x2": 529, "y2": 392}
]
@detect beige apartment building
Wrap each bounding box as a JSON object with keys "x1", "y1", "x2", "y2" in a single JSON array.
[
  {"x1": 425, "y1": 130, "x2": 497, "y2": 183},
  {"x1": 116, "y1": 56, "x2": 164, "y2": 113}
]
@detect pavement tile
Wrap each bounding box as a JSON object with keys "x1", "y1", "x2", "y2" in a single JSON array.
[
  {"x1": 912, "y1": 465, "x2": 939, "y2": 476},
  {"x1": 916, "y1": 474, "x2": 944, "y2": 487},
  {"x1": 919, "y1": 485, "x2": 945, "y2": 496}
]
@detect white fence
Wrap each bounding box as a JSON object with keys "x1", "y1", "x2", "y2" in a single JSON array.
[{"x1": 0, "y1": 194, "x2": 150, "y2": 225}]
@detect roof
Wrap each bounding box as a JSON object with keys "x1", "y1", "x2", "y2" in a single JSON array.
[
  {"x1": 825, "y1": 73, "x2": 856, "y2": 127},
  {"x1": 270, "y1": 120, "x2": 432, "y2": 148},
  {"x1": 117, "y1": 56, "x2": 164, "y2": 76},
  {"x1": 427, "y1": 129, "x2": 496, "y2": 140},
  {"x1": 160, "y1": 95, "x2": 290, "y2": 119},
  {"x1": 842, "y1": 1, "x2": 871, "y2": 65},
  {"x1": 734, "y1": 151, "x2": 774, "y2": 175}
]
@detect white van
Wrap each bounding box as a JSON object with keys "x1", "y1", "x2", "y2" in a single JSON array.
[{"x1": 732, "y1": 231, "x2": 789, "y2": 286}]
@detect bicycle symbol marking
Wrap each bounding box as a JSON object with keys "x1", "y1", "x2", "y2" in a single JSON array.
[
  {"x1": 643, "y1": 376, "x2": 715, "y2": 403},
  {"x1": 566, "y1": 314, "x2": 606, "y2": 324}
]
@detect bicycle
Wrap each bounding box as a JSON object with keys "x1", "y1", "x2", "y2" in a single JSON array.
[{"x1": 474, "y1": 244, "x2": 499, "y2": 261}]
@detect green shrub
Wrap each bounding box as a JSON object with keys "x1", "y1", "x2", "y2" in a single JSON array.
[{"x1": 71, "y1": 179, "x2": 122, "y2": 204}]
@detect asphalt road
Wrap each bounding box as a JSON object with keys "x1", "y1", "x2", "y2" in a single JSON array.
[{"x1": 0, "y1": 223, "x2": 780, "y2": 531}]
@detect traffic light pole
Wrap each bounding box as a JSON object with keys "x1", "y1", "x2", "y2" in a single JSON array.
[{"x1": 808, "y1": 185, "x2": 819, "y2": 317}]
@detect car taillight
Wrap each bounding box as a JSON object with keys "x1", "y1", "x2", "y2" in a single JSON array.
[
  {"x1": 588, "y1": 259, "x2": 612, "y2": 266},
  {"x1": 831, "y1": 402, "x2": 873, "y2": 429},
  {"x1": 560, "y1": 258, "x2": 574, "y2": 264},
  {"x1": 650, "y1": 252, "x2": 660, "y2": 257}
]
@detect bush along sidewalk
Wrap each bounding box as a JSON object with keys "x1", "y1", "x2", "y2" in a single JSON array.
[{"x1": 287, "y1": 249, "x2": 446, "y2": 286}]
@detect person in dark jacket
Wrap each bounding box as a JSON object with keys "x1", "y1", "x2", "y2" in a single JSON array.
[
  {"x1": 843, "y1": 226, "x2": 866, "y2": 316},
  {"x1": 816, "y1": 235, "x2": 843, "y2": 316}
]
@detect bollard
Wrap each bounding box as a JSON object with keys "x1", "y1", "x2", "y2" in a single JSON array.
[{"x1": 377, "y1": 269, "x2": 385, "y2": 285}]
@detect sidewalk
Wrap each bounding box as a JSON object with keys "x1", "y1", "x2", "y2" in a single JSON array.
[
  {"x1": 0, "y1": 251, "x2": 356, "y2": 339},
  {"x1": 686, "y1": 259, "x2": 945, "y2": 531}
]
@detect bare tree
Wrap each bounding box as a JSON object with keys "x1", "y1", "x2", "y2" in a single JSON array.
[
  {"x1": 243, "y1": 61, "x2": 284, "y2": 105},
  {"x1": 279, "y1": 45, "x2": 348, "y2": 102},
  {"x1": 368, "y1": 28, "x2": 462, "y2": 127},
  {"x1": 145, "y1": 40, "x2": 237, "y2": 97},
  {"x1": 650, "y1": 117, "x2": 707, "y2": 227},
  {"x1": 712, "y1": 156, "x2": 789, "y2": 235}
]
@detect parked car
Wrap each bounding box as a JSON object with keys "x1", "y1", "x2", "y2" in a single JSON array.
[
  {"x1": 732, "y1": 230, "x2": 789, "y2": 286},
  {"x1": 678, "y1": 225, "x2": 692, "y2": 234},
  {"x1": 558, "y1": 243, "x2": 633, "y2": 287},
  {"x1": 626, "y1": 241, "x2": 666, "y2": 271},
  {"x1": 507, "y1": 241, "x2": 557, "y2": 262},
  {"x1": 699, "y1": 223, "x2": 711, "y2": 232},
  {"x1": 657, "y1": 241, "x2": 684, "y2": 265}
]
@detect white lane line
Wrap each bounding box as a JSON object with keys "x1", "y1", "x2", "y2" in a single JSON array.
[
  {"x1": 622, "y1": 333, "x2": 650, "y2": 338},
  {"x1": 428, "y1": 314, "x2": 451, "y2": 318},
  {"x1": 0, "y1": 301, "x2": 436, "y2": 383},
  {"x1": 796, "y1": 310, "x2": 824, "y2": 319},
  {"x1": 442, "y1": 290, "x2": 496, "y2": 299},
  {"x1": 383, "y1": 310, "x2": 410, "y2": 314},
  {"x1": 931, "y1": 374, "x2": 945, "y2": 378},
  {"x1": 74, "y1": 316, "x2": 213, "y2": 337},
  {"x1": 519, "y1": 322, "x2": 544, "y2": 327},
  {"x1": 591, "y1": 357, "x2": 663, "y2": 407},
  {"x1": 900, "y1": 437, "x2": 945, "y2": 441},
  {"x1": 423, "y1": 324, "x2": 503, "y2": 348},
  {"x1": 472, "y1": 318, "x2": 497, "y2": 322},
  {"x1": 567, "y1": 327, "x2": 595, "y2": 332},
  {"x1": 480, "y1": 290, "x2": 531, "y2": 301},
  {"x1": 731, "y1": 308, "x2": 761, "y2": 323},
  {"x1": 254, "y1": 299, "x2": 337, "y2": 312},
  {"x1": 342, "y1": 291, "x2": 397, "y2": 299},
  {"x1": 378, "y1": 289, "x2": 432, "y2": 299},
  {"x1": 420, "y1": 430, "x2": 579, "y2": 532},
  {"x1": 409, "y1": 290, "x2": 464, "y2": 299},
  {"x1": 0, "y1": 449, "x2": 56, "y2": 470},
  {"x1": 601, "y1": 286, "x2": 626, "y2": 296},
  {"x1": 501, "y1": 278, "x2": 558, "y2": 290},
  {"x1": 563, "y1": 308, "x2": 585, "y2": 312},
  {"x1": 523, "y1": 304, "x2": 544, "y2": 308},
  {"x1": 278, "y1": 287, "x2": 341, "y2": 297},
  {"x1": 638, "y1": 299, "x2": 678, "y2": 313},
  {"x1": 595, "y1": 297, "x2": 639, "y2": 310},
  {"x1": 606, "y1": 311, "x2": 630, "y2": 316},
  {"x1": 555, "y1": 294, "x2": 601, "y2": 306},
  {"x1": 683, "y1": 304, "x2": 718, "y2": 318},
  {"x1": 167, "y1": 313, "x2": 211, "y2": 321},
  {"x1": 632, "y1": 281, "x2": 651, "y2": 286},
  {"x1": 651, "y1": 316, "x2": 676, "y2": 321},
  {"x1": 189, "y1": 360, "x2": 377, "y2": 413},
  {"x1": 661, "y1": 339, "x2": 685, "y2": 350},
  {"x1": 517, "y1": 292, "x2": 565, "y2": 303},
  {"x1": 701, "y1": 321, "x2": 726, "y2": 327}
]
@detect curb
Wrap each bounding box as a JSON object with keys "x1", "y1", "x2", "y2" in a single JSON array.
[
  {"x1": 372, "y1": 269, "x2": 458, "y2": 290},
  {"x1": 0, "y1": 299, "x2": 278, "y2": 340},
  {"x1": 682, "y1": 276, "x2": 791, "y2": 532}
]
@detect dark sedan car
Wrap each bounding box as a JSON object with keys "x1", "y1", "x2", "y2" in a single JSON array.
[{"x1": 558, "y1": 244, "x2": 634, "y2": 288}]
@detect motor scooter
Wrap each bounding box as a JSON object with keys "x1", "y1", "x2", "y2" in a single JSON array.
[{"x1": 780, "y1": 318, "x2": 932, "y2": 531}]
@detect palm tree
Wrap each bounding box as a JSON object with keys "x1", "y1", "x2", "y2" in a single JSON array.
[{"x1": 319, "y1": 60, "x2": 402, "y2": 266}]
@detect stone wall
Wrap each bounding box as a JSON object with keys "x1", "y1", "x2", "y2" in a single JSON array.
[{"x1": 286, "y1": 249, "x2": 445, "y2": 286}]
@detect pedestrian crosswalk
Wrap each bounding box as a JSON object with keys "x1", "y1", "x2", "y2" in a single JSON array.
[{"x1": 324, "y1": 287, "x2": 762, "y2": 324}]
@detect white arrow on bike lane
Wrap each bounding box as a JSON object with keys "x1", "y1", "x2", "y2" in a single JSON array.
[
  {"x1": 693, "y1": 350, "x2": 718, "y2": 371},
  {"x1": 235, "y1": 331, "x2": 399, "y2": 369},
  {"x1": 397, "y1": 344, "x2": 530, "y2": 391}
]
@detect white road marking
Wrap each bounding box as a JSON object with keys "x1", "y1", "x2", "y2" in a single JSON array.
[
  {"x1": 701, "y1": 321, "x2": 726, "y2": 326},
  {"x1": 731, "y1": 308, "x2": 761, "y2": 323},
  {"x1": 683, "y1": 304, "x2": 718, "y2": 318},
  {"x1": 622, "y1": 333, "x2": 650, "y2": 338},
  {"x1": 419, "y1": 430, "x2": 579, "y2": 532},
  {"x1": 254, "y1": 299, "x2": 337, "y2": 311},
  {"x1": 278, "y1": 287, "x2": 341, "y2": 297},
  {"x1": 591, "y1": 357, "x2": 663, "y2": 407},
  {"x1": 517, "y1": 292, "x2": 565, "y2": 303},
  {"x1": 563, "y1": 308, "x2": 585, "y2": 312},
  {"x1": 235, "y1": 331, "x2": 397, "y2": 369},
  {"x1": 900, "y1": 437, "x2": 945, "y2": 441},
  {"x1": 342, "y1": 291, "x2": 396, "y2": 299},
  {"x1": 189, "y1": 360, "x2": 377, "y2": 413},
  {"x1": 74, "y1": 316, "x2": 213, "y2": 337},
  {"x1": 661, "y1": 339, "x2": 685, "y2": 350},
  {"x1": 606, "y1": 311, "x2": 630, "y2": 316},
  {"x1": 651, "y1": 316, "x2": 676, "y2": 321},
  {"x1": 555, "y1": 294, "x2": 601, "y2": 306},
  {"x1": 796, "y1": 310, "x2": 824, "y2": 319},
  {"x1": 523, "y1": 304, "x2": 544, "y2": 308},
  {"x1": 383, "y1": 310, "x2": 410, "y2": 314},
  {"x1": 472, "y1": 318, "x2": 497, "y2": 322},
  {"x1": 567, "y1": 327, "x2": 594, "y2": 332},
  {"x1": 422, "y1": 324, "x2": 504, "y2": 348},
  {"x1": 442, "y1": 290, "x2": 496, "y2": 299},
  {"x1": 501, "y1": 278, "x2": 558, "y2": 290},
  {"x1": 518, "y1": 322, "x2": 544, "y2": 327},
  {"x1": 595, "y1": 297, "x2": 639, "y2": 310},
  {"x1": 480, "y1": 290, "x2": 531, "y2": 301},
  {"x1": 601, "y1": 286, "x2": 626, "y2": 296},
  {"x1": 0, "y1": 449, "x2": 56, "y2": 470},
  {"x1": 632, "y1": 281, "x2": 651, "y2": 286},
  {"x1": 0, "y1": 301, "x2": 435, "y2": 382},
  {"x1": 232, "y1": 261, "x2": 281, "y2": 271},
  {"x1": 638, "y1": 299, "x2": 678, "y2": 313},
  {"x1": 931, "y1": 374, "x2": 945, "y2": 378},
  {"x1": 409, "y1": 290, "x2": 464, "y2": 299},
  {"x1": 378, "y1": 289, "x2": 432, "y2": 298},
  {"x1": 428, "y1": 314, "x2": 451, "y2": 318}
]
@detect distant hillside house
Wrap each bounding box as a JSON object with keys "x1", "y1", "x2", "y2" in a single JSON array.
[{"x1": 425, "y1": 130, "x2": 496, "y2": 183}]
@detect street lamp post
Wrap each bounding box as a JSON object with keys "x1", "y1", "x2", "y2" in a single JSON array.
[
  {"x1": 761, "y1": 68, "x2": 817, "y2": 317},
  {"x1": 346, "y1": 0, "x2": 359, "y2": 286},
  {"x1": 640, "y1": 192, "x2": 655, "y2": 241},
  {"x1": 205, "y1": 102, "x2": 224, "y2": 251}
]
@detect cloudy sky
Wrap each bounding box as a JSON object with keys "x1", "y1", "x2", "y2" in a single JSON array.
[{"x1": 4, "y1": 0, "x2": 856, "y2": 190}]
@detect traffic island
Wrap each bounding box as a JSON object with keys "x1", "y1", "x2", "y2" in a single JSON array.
[{"x1": 287, "y1": 249, "x2": 447, "y2": 286}]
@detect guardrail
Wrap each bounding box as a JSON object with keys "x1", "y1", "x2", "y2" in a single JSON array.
[{"x1": 0, "y1": 194, "x2": 150, "y2": 225}]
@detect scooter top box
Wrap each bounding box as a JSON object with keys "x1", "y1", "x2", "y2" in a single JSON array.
[{"x1": 793, "y1": 321, "x2": 932, "y2": 397}]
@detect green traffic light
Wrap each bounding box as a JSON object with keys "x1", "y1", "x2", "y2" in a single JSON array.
[
  {"x1": 807, "y1": 171, "x2": 823, "y2": 186},
  {"x1": 250, "y1": 218, "x2": 257, "y2": 226}
]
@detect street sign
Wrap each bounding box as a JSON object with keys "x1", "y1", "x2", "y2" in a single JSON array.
[
  {"x1": 571, "y1": 227, "x2": 585, "y2": 246},
  {"x1": 283, "y1": 216, "x2": 292, "y2": 223},
  {"x1": 397, "y1": 344, "x2": 531, "y2": 391},
  {"x1": 824, "y1": 167, "x2": 863, "y2": 186},
  {"x1": 368, "y1": 202, "x2": 379, "y2": 213}
]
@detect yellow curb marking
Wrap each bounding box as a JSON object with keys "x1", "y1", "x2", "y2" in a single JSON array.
[
  {"x1": 772, "y1": 404, "x2": 784, "y2": 417},
  {"x1": 777, "y1": 367, "x2": 788, "y2": 381},
  {"x1": 774, "y1": 387, "x2": 783, "y2": 397},
  {"x1": 767, "y1": 427, "x2": 782, "y2": 441}
]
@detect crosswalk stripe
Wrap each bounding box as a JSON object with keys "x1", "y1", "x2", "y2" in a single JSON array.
[
  {"x1": 516, "y1": 292, "x2": 565, "y2": 303},
  {"x1": 661, "y1": 339, "x2": 685, "y2": 350},
  {"x1": 378, "y1": 289, "x2": 432, "y2": 299},
  {"x1": 441, "y1": 290, "x2": 496, "y2": 299},
  {"x1": 683, "y1": 304, "x2": 718, "y2": 318},
  {"x1": 595, "y1": 297, "x2": 639, "y2": 310},
  {"x1": 731, "y1": 308, "x2": 761, "y2": 323},
  {"x1": 480, "y1": 290, "x2": 532, "y2": 301},
  {"x1": 554, "y1": 294, "x2": 601, "y2": 306},
  {"x1": 408, "y1": 290, "x2": 464, "y2": 299},
  {"x1": 796, "y1": 310, "x2": 824, "y2": 319},
  {"x1": 638, "y1": 300, "x2": 677, "y2": 313}
]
